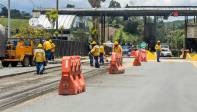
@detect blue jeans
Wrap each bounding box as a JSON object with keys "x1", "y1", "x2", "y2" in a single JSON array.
[
  {"x1": 156, "y1": 51, "x2": 161, "y2": 62},
  {"x1": 36, "y1": 62, "x2": 44, "y2": 74},
  {"x1": 45, "y1": 50, "x2": 51, "y2": 60},
  {"x1": 100, "y1": 53, "x2": 104, "y2": 64},
  {"x1": 94, "y1": 56, "x2": 100, "y2": 68},
  {"x1": 89, "y1": 53, "x2": 94, "y2": 66}
]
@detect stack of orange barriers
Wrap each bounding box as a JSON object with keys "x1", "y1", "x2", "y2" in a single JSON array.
[
  {"x1": 109, "y1": 52, "x2": 125, "y2": 74},
  {"x1": 59, "y1": 56, "x2": 86, "y2": 95}
]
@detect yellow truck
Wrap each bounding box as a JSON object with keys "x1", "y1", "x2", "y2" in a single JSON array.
[{"x1": 1, "y1": 38, "x2": 35, "y2": 67}]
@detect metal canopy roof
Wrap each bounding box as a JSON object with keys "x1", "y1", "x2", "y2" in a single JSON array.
[
  {"x1": 29, "y1": 15, "x2": 76, "y2": 29},
  {"x1": 33, "y1": 6, "x2": 197, "y2": 16}
]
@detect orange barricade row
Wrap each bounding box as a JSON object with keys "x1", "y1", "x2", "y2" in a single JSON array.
[
  {"x1": 59, "y1": 56, "x2": 86, "y2": 95},
  {"x1": 109, "y1": 52, "x2": 125, "y2": 74}
]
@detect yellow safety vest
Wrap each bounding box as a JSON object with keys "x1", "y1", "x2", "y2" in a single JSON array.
[
  {"x1": 43, "y1": 41, "x2": 52, "y2": 51},
  {"x1": 155, "y1": 44, "x2": 161, "y2": 51},
  {"x1": 113, "y1": 45, "x2": 122, "y2": 54},
  {"x1": 100, "y1": 45, "x2": 105, "y2": 54},
  {"x1": 51, "y1": 43, "x2": 56, "y2": 52},
  {"x1": 91, "y1": 45, "x2": 100, "y2": 56},
  {"x1": 34, "y1": 49, "x2": 46, "y2": 62}
]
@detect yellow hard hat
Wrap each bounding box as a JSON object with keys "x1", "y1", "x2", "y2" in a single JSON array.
[
  {"x1": 91, "y1": 41, "x2": 97, "y2": 45},
  {"x1": 37, "y1": 44, "x2": 43, "y2": 48},
  {"x1": 114, "y1": 41, "x2": 119, "y2": 45}
]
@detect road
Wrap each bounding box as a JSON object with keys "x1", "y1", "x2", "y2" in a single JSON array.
[{"x1": 3, "y1": 59, "x2": 197, "y2": 112}]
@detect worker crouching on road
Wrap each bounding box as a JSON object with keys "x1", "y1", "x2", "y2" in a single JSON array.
[
  {"x1": 33, "y1": 44, "x2": 46, "y2": 75},
  {"x1": 155, "y1": 41, "x2": 161, "y2": 62},
  {"x1": 113, "y1": 41, "x2": 123, "y2": 54},
  {"x1": 99, "y1": 43, "x2": 105, "y2": 65},
  {"x1": 43, "y1": 39, "x2": 52, "y2": 60},
  {"x1": 50, "y1": 39, "x2": 56, "y2": 61},
  {"x1": 89, "y1": 41, "x2": 100, "y2": 68}
]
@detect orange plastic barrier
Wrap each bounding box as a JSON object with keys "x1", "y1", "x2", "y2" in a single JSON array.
[
  {"x1": 130, "y1": 51, "x2": 136, "y2": 57},
  {"x1": 133, "y1": 50, "x2": 141, "y2": 66},
  {"x1": 59, "y1": 56, "x2": 86, "y2": 95},
  {"x1": 109, "y1": 52, "x2": 125, "y2": 74},
  {"x1": 139, "y1": 49, "x2": 147, "y2": 62}
]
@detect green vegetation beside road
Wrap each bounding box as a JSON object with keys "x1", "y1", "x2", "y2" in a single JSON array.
[{"x1": 0, "y1": 18, "x2": 29, "y2": 29}]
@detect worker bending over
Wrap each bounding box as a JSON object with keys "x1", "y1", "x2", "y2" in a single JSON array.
[{"x1": 89, "y1": 41, "x2": 100, "y2": 68}]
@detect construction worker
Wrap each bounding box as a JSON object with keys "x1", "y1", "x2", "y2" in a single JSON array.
[
  {"x1": 43, "y1": 39, "x2": 52, "y2": 60},
  {"x1": 33, "y1": 44, "x2": 46, "y2": 75},
  {"x1": 89, "y1": 41, "x2": 100, "y2": 68},
  {"x1": 17, "y1": 39, "x2": 24, "y2": 47},
  {"x1": 49, "y1": 39, "x2": 56, "y2": 61},
  {"x1": 155, "y1": 40, "x2": 161, "y2": 62},
  {"x1": 113, "y1": 41, "x2": 122, "y2": 54},
  {"x1": 99, "y1": 43, "x2": 105, "y2": 65}
]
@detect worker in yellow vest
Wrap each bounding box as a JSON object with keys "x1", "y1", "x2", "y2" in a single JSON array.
[
  {"x1": 155, "y1": 40, "x2": 161, "y2": 62},
  {"x1": 89, "y1": 41, "x2": 100, "y2": 68},
  {"x1": 43, "y1": 39, "x2": 52, "y2": 60},
  {"x1": 99, "y1": 43, "x2": 105, "y2": 65},
  {"x1": 49, "y1": 39, "x2": 56, "y2": 61},
  {"x1": 113, "y1": 41, "x2": 122, "y2": 55},
  {"x1": 33, "y1": 44, "x2": 46, "y2": 75}
]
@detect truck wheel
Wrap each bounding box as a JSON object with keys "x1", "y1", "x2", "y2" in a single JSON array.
[
  {"x1": 2, "y1": 61, "x2": 10, "y2": 67},
  {"x1": 11, "y1": 62, "x2": 18, "y2": 67},
  {"x1": 22, "y1": 56, "x2": 30, "y2": 67}
]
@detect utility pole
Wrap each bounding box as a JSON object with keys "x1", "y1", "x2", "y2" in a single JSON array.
[
  {"x1": 8, "y1": 0, "x2": 11, "y2": 38},
  {"x1": 56, "y1": 0, "x2": 59, "y2": 31}
]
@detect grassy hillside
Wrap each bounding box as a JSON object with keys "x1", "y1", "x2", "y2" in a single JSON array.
[{"x1": 0, "y1": 18, "x2": 29, "y2": 29}]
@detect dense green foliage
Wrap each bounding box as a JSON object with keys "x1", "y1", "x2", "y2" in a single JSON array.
[
  {"x1": 0, "y1": 7, "x2": 31, "y2": 19},
  {"x1": 0, "y1": 18, "x2": 29, "y2": 30}
]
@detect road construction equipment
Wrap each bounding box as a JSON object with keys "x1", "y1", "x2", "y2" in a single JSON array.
[{"x1": 1, "y1": 38, "x2": 35, "y2": 67}]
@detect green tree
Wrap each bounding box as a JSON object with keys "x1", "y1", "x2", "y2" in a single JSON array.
[
  {"x1": 88, "y1": 0, "x2": 105, "y2": 43},
  {"x1": 46, "y1": 10, "x2": 58, "y2": 29}
]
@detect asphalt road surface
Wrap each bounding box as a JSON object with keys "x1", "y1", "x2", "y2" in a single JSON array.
[{"x1": 3, "y1": 60, "x2": 197, "y2": 112}]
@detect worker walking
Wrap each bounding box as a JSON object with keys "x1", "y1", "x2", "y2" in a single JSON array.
[
  {"x1": 99, "y1": 43, "x2": 105, "y2": 65},
  {"x1": 155, "y1": 40, "x2": 161, "y2": 62},
  {"x1": 33, "y1": 44, "x2": 46, "y2": 75},
  {"x1": 43, "y1": 39, "x2": 52, "y2": 60},
  {"x1": 113, "y1": 41, "x2": 122, "y2": 54},
  {"x1": 50, "y1": 39, "x2": 56, "y2": 61},
  {"x1": 89, "y1": 41, "x2": 100, "y2": 68}
]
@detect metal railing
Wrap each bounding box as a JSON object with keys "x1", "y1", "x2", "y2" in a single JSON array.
[{"x1": 53, "y1": 39, "x2": 89, "y2": 57}]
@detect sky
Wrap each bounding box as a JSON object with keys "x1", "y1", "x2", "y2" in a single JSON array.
[{"x1": 1, "y1": 0, "x2": 197, "y2": 21}]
